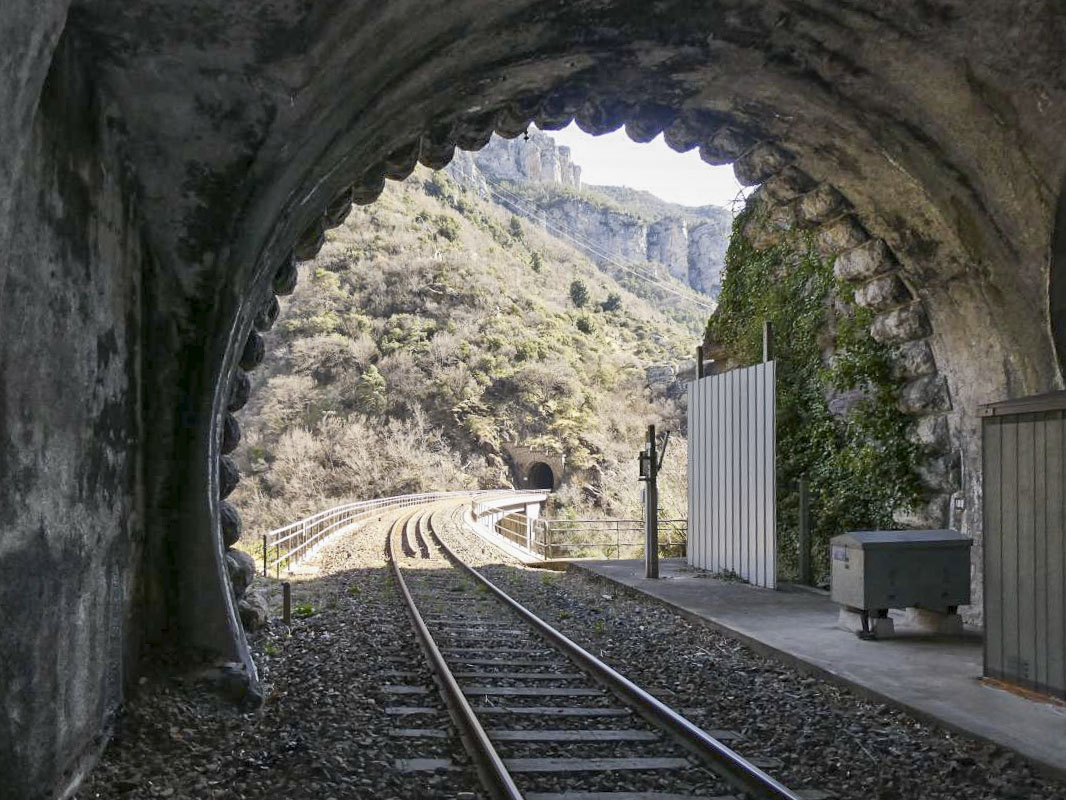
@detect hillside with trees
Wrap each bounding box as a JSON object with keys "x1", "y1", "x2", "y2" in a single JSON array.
[{"x1": 232, "y1": 165, "x2": 705, "y2": 535}]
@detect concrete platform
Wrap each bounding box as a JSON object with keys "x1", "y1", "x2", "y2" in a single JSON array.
[{"x1": 570, "y1": 558, "x2": 1066, "y2": 778}]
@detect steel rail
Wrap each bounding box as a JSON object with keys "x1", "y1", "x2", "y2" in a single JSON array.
[
  {"x1": 385, "y1": 505, "x2": 524, "y2": 800},
  {"x1": 431, "y1": 505, "x2": 805, "y2": 800}
]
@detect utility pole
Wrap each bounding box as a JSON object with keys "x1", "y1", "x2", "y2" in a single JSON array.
[
  {"x1": 797, "y1": 477, "x2": 811, "y2": 585},
  {"x1": 639, "y1": 424, "x2": 659, "y2": 579}
]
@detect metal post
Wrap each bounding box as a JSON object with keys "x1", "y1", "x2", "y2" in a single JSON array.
[
  {"x1": 262, "y1": 534, "x2": 268, "y2": 577},
  {"x1": 282, "y1": 581, "x2": 291, "y2": 625},
  {"x1": 645, "y1": 424, "x2": 659, "y2": 579},
  {"x1": 798, "y1": 477, "x2": 811, "y2": 585},
  {"x1": 762, "y1": 320, "x2": 774, "y2": 362},
  {"x1": 696, "y1": 345, "x2": 705, "y2": 380}
]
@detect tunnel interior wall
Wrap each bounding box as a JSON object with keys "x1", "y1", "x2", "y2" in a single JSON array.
[{"x1": 0, "y1": 30, "x2": 147, "y2": 797}]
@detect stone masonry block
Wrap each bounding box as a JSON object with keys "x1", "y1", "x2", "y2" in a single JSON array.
[
  {"x1": 892, "y1": 340, "x2": 937, "y2": 380},
  {"x1": 797, "y1": 184, "x2": 846, "y2": 225},
  {"x1": 816, "y1": 215, "x2": 868, "y2": 257},
  {"x1": 225, "y1": 549, "x2": 256, "y2": 598},
  {"x1": 899, "y1": 374, "x2": 951, "y2": 414},
  {"x1": 908, "y1": 414, "x2": 950, "y2": 450},
  {"x1": 917, "y1": 452, "x2": 957, "y2": 491},
  {"x1": 834, "y1": 239, "x2": 894, "y2": 282},
  {"x1": 871, "y1": 303, "x2": 931, "y2": 344},
  {"x1": 768, "y1": 202, "x2": 797, "y2": 231},
  {"x1": 854, "y1": 273, "x2": 912, "y2": 312},
  {"x1": 762, "y1": 166, "x2": 817, "y2": 204},
  {"x1": 700, "y1": 127, "x2": 754, "y2": 166},
  {"x1": 733, "y1": 142, "x2": 791, "y2": 185}
]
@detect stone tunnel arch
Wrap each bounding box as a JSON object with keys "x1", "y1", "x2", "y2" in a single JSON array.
[
  {"x1": 133, "y1": 12, "x2": 1066, "y2": 684},
  {"x1": 8, "y1": 5, "x2": 1066, "y2": 796},
  {"x1": 527, "y1": 462, "x2": 556, "y2": 491}
]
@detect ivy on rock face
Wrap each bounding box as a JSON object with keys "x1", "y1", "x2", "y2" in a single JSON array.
[{"x1": 706, "y1": 205, "x2": 924, "y2": 583}]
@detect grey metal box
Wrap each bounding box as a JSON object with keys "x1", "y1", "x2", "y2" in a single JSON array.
[{"x1": 830, "y1": 530, "x2": 972, "y2": 612}]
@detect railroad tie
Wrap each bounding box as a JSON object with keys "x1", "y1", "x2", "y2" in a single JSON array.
[
  {"x1": 388, "y1": 728, "x2": 450, "y2": 739},
  {"x1": 503, "y1": 757, "x2": 691, "y2": 773},
  {"x1": 488, "y1": 730, "x2": 659, "y2": 742},
  {"x1": 472, "y1": 705, "x2": 631, "y2": 717},
  {"x1": 461, "y1": 685, "x2": 603, "y2": 696},
  {"x1": 452, "y1": 672, "x2": 585, "y2": 680}
]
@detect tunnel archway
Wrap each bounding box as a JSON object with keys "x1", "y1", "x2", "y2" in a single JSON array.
[
  {"x1": 9, "y1": 5, "x2": 1066, "y2": 795},
  {"x1": 527, "y1": 461, "x2": 556, "y2": 491}
]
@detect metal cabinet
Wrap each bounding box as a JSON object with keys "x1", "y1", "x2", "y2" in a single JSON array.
[
  {"x1": 981, "y1": 391, "x2": 1066, "y2": 699},
  {"x1": 830, "y1": 530, "x2": 971, "y2": 613}
]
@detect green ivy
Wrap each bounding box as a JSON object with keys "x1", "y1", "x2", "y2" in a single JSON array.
[{"x1": 706, "y1": 206, "x2": 924, "y2": 583}]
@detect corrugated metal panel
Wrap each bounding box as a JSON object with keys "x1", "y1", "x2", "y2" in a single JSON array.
[
  {"x1": 982, "y1": 407, "x2": 1066, "y2": 699},
  {"x1": 687, "y1": 361, "x2": 776, "y2": 588}
]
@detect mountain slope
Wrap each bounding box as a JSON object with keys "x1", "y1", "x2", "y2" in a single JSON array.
[
  {"x1": 233, "y1": 165, "x2": 693, "y2": 534},
  {"x1": 448, "y1": 130, "x2": 733, "y2": 297}
]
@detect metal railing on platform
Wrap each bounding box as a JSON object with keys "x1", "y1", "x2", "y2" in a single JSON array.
[
  {"x1": 486, "y1": 514, "x2": 687, "y2": 560},
  {"x1": 261, "y1": 489, "x2": 524, "y2": 576}
]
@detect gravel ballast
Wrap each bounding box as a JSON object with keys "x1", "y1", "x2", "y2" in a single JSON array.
[
  {"x1": 437, "y1": 509, "x2": 1066, "y2": 800},
  {"x1": 73, "y1": 499, "x2": 1066, "y2": 800},
  {"x1": 76, "y1": 506, "x2": 480, "y2": 800}
]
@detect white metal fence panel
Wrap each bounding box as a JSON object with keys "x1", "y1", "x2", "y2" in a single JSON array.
[{"x1": 687, "y1": 361, "x2": 776, "y2": 588}]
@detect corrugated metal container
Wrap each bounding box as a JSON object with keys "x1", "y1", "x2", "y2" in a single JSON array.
[
  {"x1": 980, "y1": 391, "x2": 1066, "y2": 699},
  {"x1": 830, "y1": 530, "x2": 971, "y2": 612}
]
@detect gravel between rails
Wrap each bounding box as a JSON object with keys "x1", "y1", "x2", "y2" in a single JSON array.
[
  {"x1": 437, "y1": 509, "x2": 1066, "y2": 800},
  {"x1": 404, "y1": 507, "x2": 734, "y2": 799},
  {"x1": 76, "y1": 503, "x2": 481, "y2": 800}
]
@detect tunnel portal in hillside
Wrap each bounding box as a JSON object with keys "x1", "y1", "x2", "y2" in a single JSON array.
[{"x1": 527, "y1": 461, "x2": 556, "y2": 491}]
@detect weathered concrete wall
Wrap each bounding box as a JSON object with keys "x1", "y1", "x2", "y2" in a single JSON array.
[
  {"x1": 3, "y1": 1, "x2": 1066, "y2": 797},
  {"x1": 0, "y1": 28, "x2": 145, "y2": 798}
]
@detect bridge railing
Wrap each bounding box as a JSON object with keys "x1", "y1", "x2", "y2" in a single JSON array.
[{"x1": 260, "y1": 489, "x2": 525, "y2": 576}]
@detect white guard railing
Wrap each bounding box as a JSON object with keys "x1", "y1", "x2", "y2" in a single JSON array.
[
  {"x1": 260, "y1": 489, "x2": 528, "y2": 576},
  {"x1": 483, "y1": 515, "x2": 687, "y2": 560}
]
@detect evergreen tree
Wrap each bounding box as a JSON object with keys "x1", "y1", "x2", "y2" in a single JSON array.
[
  {"x1": 569, "y1": 279, "x2": 589, "y2": 308},
  {"x1": 354, "y1": 364, "x2": 388, "y2": 415},
  {"x1": 600, "y1": 292, "x2": 622, "y2": 312},
  {"x1": 530, "y1": 251, "x2": 543, "y2": 272},
  {"x1": 509, "y1": 215, "x2": 524, "y2": 241}
]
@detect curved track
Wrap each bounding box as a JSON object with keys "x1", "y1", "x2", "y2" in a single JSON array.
[{"x1": 386, "y1": 500, "x2": 806, "y2": 800}]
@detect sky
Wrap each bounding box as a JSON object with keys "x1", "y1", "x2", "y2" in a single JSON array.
[{"x1": 541, "y1": 122, "x2": 746, "y2": 210}]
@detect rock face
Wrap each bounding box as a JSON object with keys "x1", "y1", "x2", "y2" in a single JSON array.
[
  {"x1": 449, "y1": 133, "x2": 733, "y2": 299},
  {"x1": 470, "y1": 129, "x2": 581, "y2": 186}
]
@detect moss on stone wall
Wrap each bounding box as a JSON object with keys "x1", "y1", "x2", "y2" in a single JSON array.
[{"x1": 706, "y1": 205, "x2": 925, "y2": 583}]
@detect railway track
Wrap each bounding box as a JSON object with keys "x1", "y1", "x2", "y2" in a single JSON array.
[{"x1": 384, "y1": 500, "x2": 819, "y2": 800}]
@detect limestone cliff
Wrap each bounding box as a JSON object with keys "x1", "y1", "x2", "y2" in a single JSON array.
[{"x1": 448, "y1": 131, "x2": 731, "y2": 298}]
